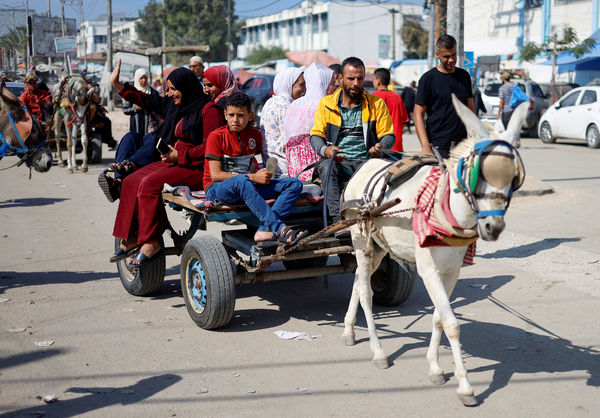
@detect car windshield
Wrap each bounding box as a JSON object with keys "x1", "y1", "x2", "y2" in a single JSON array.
[{"x1": 484, "y1": 83, "x2": 502, "y2": 97}]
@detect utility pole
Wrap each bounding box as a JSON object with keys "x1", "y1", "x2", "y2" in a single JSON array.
[
  {"x1": 61, "y1": 0, "x2": 67, "y2": 72},
  {"x1": 446, "y1": 0, "x2": 464, "y2": 67},
  {"x1": 107, "y1": 0, "x2": 113, "y2": 108},
  {"x1": 25, "y1": 0, "x2": 29, "y2": 71},
  {"x1": 390, "y1": 8, "x2": 398, "y2": 61},
  {"x1": 161, "y1": 24, "x2": 166, "y2": 77},
  {"x1": 226, "y1": 0, "x2": 232, "y2": 66},
  {"x1": 426, "y1": 1, "x2": 436, "y2": 69}
]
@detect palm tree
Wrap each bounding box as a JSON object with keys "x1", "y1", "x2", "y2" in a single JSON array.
[{"x1": 0, "y1": 26, "x2": 28, "y2": 72}]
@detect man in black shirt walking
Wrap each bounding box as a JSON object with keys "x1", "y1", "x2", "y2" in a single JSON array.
[{"x1": 414, "y1": 35, "x2": 475, "y2": 158}]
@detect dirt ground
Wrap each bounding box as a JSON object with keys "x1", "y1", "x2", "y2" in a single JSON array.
[{"x1": 1, "y1": 117, "x2": 599, "y2": 416}]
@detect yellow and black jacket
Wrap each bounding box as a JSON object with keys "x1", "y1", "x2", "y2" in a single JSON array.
[{"x1": 309, "y1": 87, "x2": 395, "y2": 156}]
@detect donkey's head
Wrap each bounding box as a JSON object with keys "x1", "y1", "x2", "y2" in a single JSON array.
[
  {"x1": 0, "y1": 82, "x2": 52, "y2": 172},
  {"x1": 449, "y1": 94, "x2": 527, "y2": 241},
  {"x1": 69, "y1": 77, "x2": 96, "y2": 124}
]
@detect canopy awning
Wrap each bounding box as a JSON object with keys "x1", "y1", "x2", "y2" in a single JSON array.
[{"x1": 540, "y1": 29, "x2": 600, "y2": 73}]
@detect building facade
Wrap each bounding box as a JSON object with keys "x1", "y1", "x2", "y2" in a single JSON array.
[
  {"x1": 239, "y1": 1, "x2": 423, "y2": 63},
  {"x1": 77, "y1": 16, "x2": 138, "y2": 58}
]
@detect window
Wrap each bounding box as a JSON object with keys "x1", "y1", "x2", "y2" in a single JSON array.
[
  {"x1": 267, "y1": 23, "x2": 272, "y2": 40},
  {"x1": 581, "y1": 90, "x2": 597, "y2": 105},
  {"x1": 312, "y1": 14, "x2": 319, "y2": 33},
  {"x1": 288, "y1": 19, "x2": 294, "y2": 36},
  {"x1": 530, "y1": 83, "x2": 545, "y2": 98},
  {"x1": 93, "y1": 35, "x2": 107, "y2": 44},
  {"x1": 525, "y1": 0, "x2": 542, "y2": 8},
  {"x1": 559, "y1": 90, "x2": 581, "y2": 107},
  {"x1": 321, "y1": 12, "x2": 328, "y2": 32},
  {"x1": 296, "y1": 18, "x2": 302, "y2": 35},
  {"x1": 274, "y1": 22, "x2": 279, "y2": 38}
]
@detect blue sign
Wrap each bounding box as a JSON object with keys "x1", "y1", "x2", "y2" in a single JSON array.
[{"x1": 464, "y1": 51, "x2": 474, "y2": 68}]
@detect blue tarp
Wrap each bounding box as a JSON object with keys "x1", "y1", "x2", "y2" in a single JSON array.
[{"x1": 541, "y1": 29, "x2": 600, "y2": 73}]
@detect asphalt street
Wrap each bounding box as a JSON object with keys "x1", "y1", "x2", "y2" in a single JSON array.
[{"x1": 1, "y1": 115, "x2": 599, "y2": 417}]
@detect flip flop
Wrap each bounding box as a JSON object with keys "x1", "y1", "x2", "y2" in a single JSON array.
[
  {"x1": 127, "y1": 249, "x2": 164, "y2": 269},
  {"x1": 109, "y1": 246, "x2": 139, "y2": 263}
]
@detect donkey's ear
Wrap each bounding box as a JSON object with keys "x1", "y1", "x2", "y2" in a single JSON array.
[
  {"x1": 499, "y1": 101, "x2": 528, "y2": 145},
  {"x1": 451, "y1": 93, "x2": 490, "y2": 142},
  {"x1": 0, "y1": 82, "x2": 21, "y2": 113}
]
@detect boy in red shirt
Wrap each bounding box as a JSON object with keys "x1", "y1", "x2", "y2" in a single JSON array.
[
  {"x1": 204, "y1": 92, "x2": 307, "y2": 244},
  {"x1": 372, "y1": 68, "x2": 408, "y2": 152}
]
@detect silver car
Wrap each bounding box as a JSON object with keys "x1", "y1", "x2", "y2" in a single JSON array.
[{"x1": 481, "y1": 79, "x2": 549, "y2": 137}]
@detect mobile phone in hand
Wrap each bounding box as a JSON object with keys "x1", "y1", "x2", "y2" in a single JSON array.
[{"x1": 156, "y1": 138, "x2": 171, "y2": 155}]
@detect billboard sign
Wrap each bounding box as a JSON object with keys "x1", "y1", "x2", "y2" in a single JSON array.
[
  {"x1": 378, "y1": 34, "x2": 391, "y2": 59},
  {"x1": 55, "y1": 36, "x2": 78, "y2": 53},
  {"x1": 30, "y1": 16, "x2": 77, "y2": 57}
]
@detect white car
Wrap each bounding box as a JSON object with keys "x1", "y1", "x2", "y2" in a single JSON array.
[{"x1": 538, "y1": 86, "x2": 600, "y2": 148}]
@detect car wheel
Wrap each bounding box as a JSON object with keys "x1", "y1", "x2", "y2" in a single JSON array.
[
  {"x1": 586, "y1": 124, "x2": 600, "y2": 148},
  {"x1": 539, "y1": 121, "x2": 555, "y2": 144}
]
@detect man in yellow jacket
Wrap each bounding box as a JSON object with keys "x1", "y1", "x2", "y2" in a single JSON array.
[{"x1": 310, "y1": 56, "x2": 395, "y2": 225}]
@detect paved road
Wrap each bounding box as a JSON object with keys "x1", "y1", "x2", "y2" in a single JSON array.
[{"x1": 1, "y1": 122, "x2": 599, "y2": 417}]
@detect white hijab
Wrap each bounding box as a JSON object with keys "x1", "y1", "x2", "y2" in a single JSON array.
[
  {"x1": 284, "y1": 62, "x2": 333, "y2": 140},
  {"x1": 273, "y1": 67, "x2": 304, "y2": 103},
  {"x1": 134, "y1": 68, "x2": 151, "y2": 94}
]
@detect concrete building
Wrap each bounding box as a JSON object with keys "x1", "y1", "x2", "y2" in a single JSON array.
[
  {"x1": 465, "y1": 0, "x2": 600, "y2": 83},
  {"x1": 238, "y1": 1, "x2": 423, "y2": 64},
  {"x1": 77, "y1": 15, "x2": 138, "y2": 59}
]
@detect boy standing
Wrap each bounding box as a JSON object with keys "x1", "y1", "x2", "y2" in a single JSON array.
[
  {"x1": 372, "y1": 68, "x2": 409, "y2": 152},
  {"x1": 204, "y1": 92, "x2": 307, "y2": 244}
]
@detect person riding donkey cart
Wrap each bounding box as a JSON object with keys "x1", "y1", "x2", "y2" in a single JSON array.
[{"x1": 204, "y1": 92, "x2": 308, "y2": 245}]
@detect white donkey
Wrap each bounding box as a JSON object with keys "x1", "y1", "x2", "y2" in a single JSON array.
[
  {"x1": 52, "y1": 76, "x2": 96, "y2": 173},
  {"x1": 340, "y1": 95, "x2": 528, "y2": 406}
]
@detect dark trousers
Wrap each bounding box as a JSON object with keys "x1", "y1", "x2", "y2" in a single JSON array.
[
  {"x1": 501, "y1": 110, "x2": 514, "y2": 130},
  {"x1": 114, "y1": 132, "x2": 158, "y2": 179},
  {"x1": 317, "y1": 159, "x2": 364, "y2": 223}
]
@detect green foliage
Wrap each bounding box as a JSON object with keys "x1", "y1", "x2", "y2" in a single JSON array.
[
  {"x1": 245, "y1": 45, "x2": 287, "y2": 65},
  {"x1": 0, "y1": 26, "x2": 27, "y2": 56},
  {"x1": 136, "y1": 0, "x2": 239, "y2": 62},
  {"x1": 520, "y1": 26, "x2": 597, "y2": 62},
  {"x1": 402, "y1": 15, "x2": 428, "y2": 59}
]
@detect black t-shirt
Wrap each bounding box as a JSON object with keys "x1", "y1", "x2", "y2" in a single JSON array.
[{"x1": 415, "y1": 67, "x2": 472, "y2": 152}]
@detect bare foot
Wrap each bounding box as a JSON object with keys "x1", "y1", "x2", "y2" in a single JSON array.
[
  {"x1": 254, "y1": 230, "x2": 275, "y2": 242},
  {"x1": 119, "y1": 238, "x2": 138, "y2": 252},
  {"x1": 129, "y1": 240, "x2": 161, "y2": 265}
]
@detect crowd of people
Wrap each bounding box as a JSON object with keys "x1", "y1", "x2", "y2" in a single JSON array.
[{"x1": 101, "y1": 34, "x2": 477, "y2": 267}]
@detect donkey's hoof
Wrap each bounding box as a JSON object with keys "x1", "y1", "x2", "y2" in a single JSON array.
[
  {"x1": 81, "y1": 166, "x2": 88, "y2": 173},
  {"x1": 58, "y1": 161, "x2": 65, "y2": 167},
  {"x1": 66, "y1": 168, "x2": 73, "y2": 174},
  {"x1": 459, "y1": 394, "x2": 479, "y2": 407},
  {"x1": 429, "y1": 374, "x2": 447, "y2": 385},
  {"x1": 371, "y1": 357, "x2": 389, "y2": 369},
  {"x1": 341, "y1": 334, "x2": 355, "y2": 346}
]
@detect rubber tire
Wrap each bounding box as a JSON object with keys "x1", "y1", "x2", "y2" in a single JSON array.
[
  {"x1": 180, "y1": 236, "x2": 236, "y2": 329},
  {"x1": 116, "y1": 237, "x2": 166, "y2": 296},
  {"x1": 371, "y1": 254, "x2": 416, "y2": 307},
  {"x1": 586, "y1": 124, "x2": 600, "y2": 148},
  {"x1": 539, "y1": 121, "x2": 555, "y2": 144},
  {"x1": 87, "y1": 133, "x2": 103, "y2": 164},
  {"x1": 283, "y1": 256, "x2": 329, "y2": 272}
]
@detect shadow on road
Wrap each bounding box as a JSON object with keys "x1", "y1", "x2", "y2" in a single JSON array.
[
  {"x1": 0, "y1": 197, "x2": 69, "y2": 208},
  {"x1": 479, "y1": 237, "x2": 580, "y2": 259},
  {"x1": 4, "y1": 374, "x2": 181, "y2": 417},
  {"x1": 0, "y1": 349, "x2": 67, "y2": 371},
  {"x1": 0, "y1": 270, "x2": 118, "y2": 294}
]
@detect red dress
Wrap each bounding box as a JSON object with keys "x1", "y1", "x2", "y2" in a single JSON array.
[{"x1": 112, "y1": 104, "x2": 224, "y2": 244}]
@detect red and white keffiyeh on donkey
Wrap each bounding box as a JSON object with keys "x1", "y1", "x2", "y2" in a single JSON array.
[{"x1": 339, "y1": 95, "x2": 527, "y2": 406}]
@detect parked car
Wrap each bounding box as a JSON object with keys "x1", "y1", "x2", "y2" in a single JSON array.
[
  {"x1": 240, "y1": 74, "x2": 275, "y2": 125},
  {"x1": 480, "y1": 79, "x2": 549, "y2": 137},
  {"x1": 538, "y1": 82, "x2": 579, "y2": 104},
  {"x1": 4, "y1": 81, "x2": 25, "y2": 98},
  {"x1": 537, "y1": 86, "x2": 600, "y2": 148}
]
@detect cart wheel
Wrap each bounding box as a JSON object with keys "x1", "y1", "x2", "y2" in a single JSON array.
[
  {"x1": 371, "y1": 254, "x2": 416, "y2": 306},
  {"x1": 87, "y1": 132, "x2": 103, "y2": 164},
  {"x1": 283, "y1": 256, "x2": 329, "y2": 272},
  {"x1": 116, "y1": 237, "x2": 165, "y2": 296},
  {"x1": 181, "y1": 236, "x2": 235, "y2": 329}
]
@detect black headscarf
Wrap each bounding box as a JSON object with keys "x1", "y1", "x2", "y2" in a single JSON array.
[{"x1": 157, "y1": 67, "x2": 210, "y2": 145}]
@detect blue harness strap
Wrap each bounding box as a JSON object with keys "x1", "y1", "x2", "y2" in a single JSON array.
[{"x1": 0, "y1": 106, "x2": 31, "y2": 157}]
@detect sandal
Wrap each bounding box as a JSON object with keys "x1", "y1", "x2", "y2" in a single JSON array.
[
  {"x1": 277, "y1": 226, "x2": 309, "y2": 246},
  {"x1": 127, "y1": 248, "x2": 164, "y2": 269},
  {"x1": 110, "y1": 245, "x2": 139, "y2": 263},
  {"x1": 98, "y1": 169, "x2": 121, "y2": 202},
  {"x1": 109, "y1": 160, "x2": 137, "y2": 177}
]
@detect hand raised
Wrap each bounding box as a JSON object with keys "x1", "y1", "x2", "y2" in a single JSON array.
[{"x1": 110, "y1": 59, "x2": 124, "y2": 92}]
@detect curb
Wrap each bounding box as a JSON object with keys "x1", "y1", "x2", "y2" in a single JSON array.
[{"x1": 514, "y1": 176, "x2": 555, "y2": 197}]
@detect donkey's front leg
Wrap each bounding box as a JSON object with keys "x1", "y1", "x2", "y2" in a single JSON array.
[
  {"x1": 64, "y1": 123, "x2": 75, "y2": 173},
  {"x1": 416, "y1": 246, "x2": 477, "y2": 406},
  {"x1": 79, "y1": 122, "x2": 88, "y2": 173},
  {"x1": 54, "y1": 117, "x2": 64, "y2": 167}
]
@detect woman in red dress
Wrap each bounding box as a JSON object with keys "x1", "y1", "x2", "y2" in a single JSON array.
[{"x1": 109, "y1": 62, "x2": 224, "y2": 266}]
